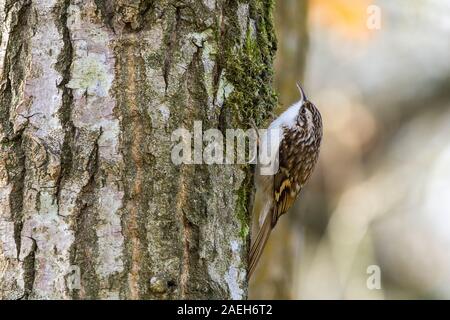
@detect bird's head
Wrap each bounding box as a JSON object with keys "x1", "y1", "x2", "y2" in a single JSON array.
[{"x1": 296, "y1": 83, "x2": 322, "y2": 136}]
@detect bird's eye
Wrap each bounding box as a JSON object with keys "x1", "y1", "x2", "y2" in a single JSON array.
[{"x1": 301, "y1": 108, "x2": 306, "y2": 114}]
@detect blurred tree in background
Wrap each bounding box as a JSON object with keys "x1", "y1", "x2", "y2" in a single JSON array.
[{"x1": 251, "y1": 0, "x2": 450, "y2": 299}]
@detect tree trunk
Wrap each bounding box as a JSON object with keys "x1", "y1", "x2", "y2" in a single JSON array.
[{"x1": 0, "y1": 0, "x2": 276, "y2": 300}]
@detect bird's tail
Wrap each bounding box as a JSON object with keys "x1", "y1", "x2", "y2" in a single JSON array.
[{"x1": 248, "y1": 210, "x2": 273, "y2": 279}]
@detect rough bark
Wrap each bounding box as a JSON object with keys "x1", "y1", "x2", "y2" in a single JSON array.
[{"x1": 0, "y1": 0, "x2": 276, "y2": 300}]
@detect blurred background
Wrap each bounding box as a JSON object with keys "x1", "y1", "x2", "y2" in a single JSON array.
[{"x1": 249, "y1": 0, "x2": 450, "y2": 299}]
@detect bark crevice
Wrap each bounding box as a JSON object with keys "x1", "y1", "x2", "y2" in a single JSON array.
[
  {"x1": 20, "y1": 236, "x2": 37, "y2": 299},
  {"x1": 115, "y1": 37, "x2": 153, "y2": 299},
  {"x1": 163, "y1": 5, "x2": 181, "y2": 93},
  {"x1": 54, "y1": 0, "x2": 75, "y2": 213},
  {"x1": 70, "y1": 129, "x2": 103, "y2": 299}
]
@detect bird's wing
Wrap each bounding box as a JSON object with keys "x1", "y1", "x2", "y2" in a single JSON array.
[
  {"x1": 248, "y1": 169, "x2": 297, "y2": 279},
  {"x1": 272, "y1": 135, "x2": 299, "y2": 224},
  {"x1": 273, "y1": 166, "x2": 297, "y2": 224},
  {"x1": 249, "y1": 132, "x2": 299, "y2": 279}
]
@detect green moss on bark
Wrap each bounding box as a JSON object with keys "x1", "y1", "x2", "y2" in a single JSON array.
[
  {"x1": 219, "y1": 0, "x2": 277, "y2": 241},
  {"x1": 223, "y1": 0, "x2": 277, "y2": 127}
]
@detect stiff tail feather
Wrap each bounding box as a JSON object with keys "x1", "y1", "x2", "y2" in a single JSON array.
[{"x1": 248, "y1": 212, "x2": 273, "y2": 279}]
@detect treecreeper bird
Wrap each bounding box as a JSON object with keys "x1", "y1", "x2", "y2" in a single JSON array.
[{"x1": 248, "y1": 84, "x2": 323, "y2": 279}]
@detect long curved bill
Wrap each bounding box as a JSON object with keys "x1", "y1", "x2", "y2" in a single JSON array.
[{"x1": 296, "y1": 82, "x2": 307, "y2": 104}]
